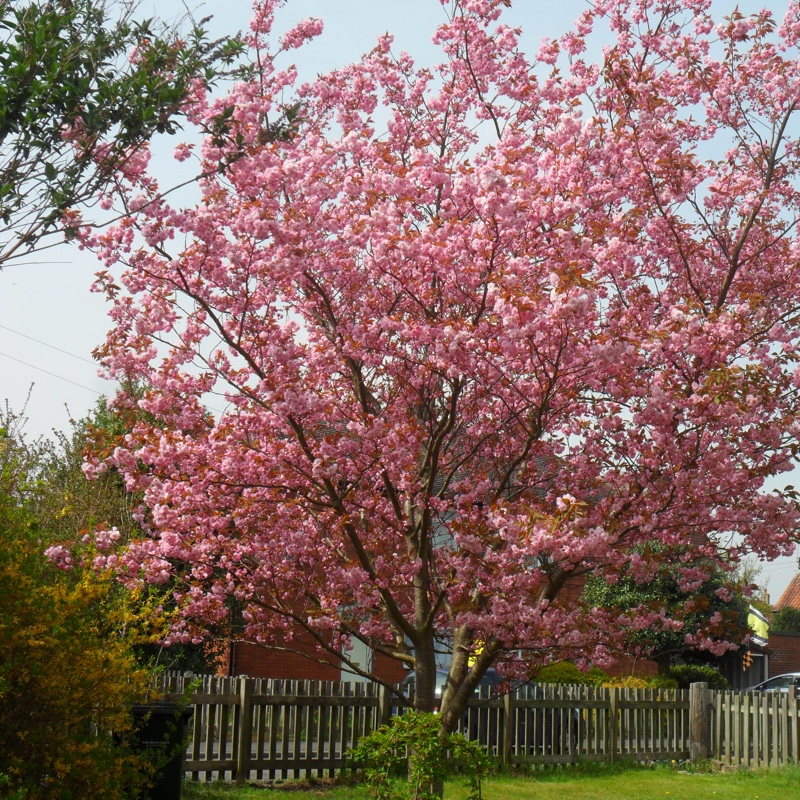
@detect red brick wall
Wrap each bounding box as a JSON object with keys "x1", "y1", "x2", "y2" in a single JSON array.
[
  {"x1": 558, "y1": 575, "x2": 586, "y2": 606},
  {"x1": 217, "y1": 571, "x2": 659, "y2": 683},
  {"x1": 230, "y1": 641, "x2": 341, "y2": 680},
  {"x1": 224, "y1": 637, "x2": 409, "y2": 682},
  {"x1": 216, "y1": 641, "x2": 231, "y2": 676},
  {"x1": 767, "y1": 632, "x2": 800, "y2": 676},
  {"x1": 373, "y1": 651, "x2": 408, "y2": 683},
  {"x1": 224, "y1": 639, "x2": 658, "y2": 682}
]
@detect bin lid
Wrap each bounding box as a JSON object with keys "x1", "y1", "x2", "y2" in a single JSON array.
[{"x1": 131, "y1": 702, "x2": 194, "y2": 719}]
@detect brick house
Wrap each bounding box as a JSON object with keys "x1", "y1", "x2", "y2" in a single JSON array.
[
  {"x1": 763, "y1": 572, "x2": 800, "y2": 679},
  {"x1": 766, "y1": 632, "x2": 800, "y2": 677},
  {"x1": 774, "y1": 572, "x2": 800, "y2": 612},
  {"x1": 219, "y1": 633, "x2": 407, "y2": 683}
]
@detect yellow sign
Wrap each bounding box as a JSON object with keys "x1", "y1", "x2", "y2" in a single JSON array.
[{"x1": 748, "y1": 605, "x2": 769, "y2": 647}]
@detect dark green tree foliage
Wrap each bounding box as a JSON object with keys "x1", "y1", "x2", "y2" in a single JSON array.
[
  {"x1": 533, "y1": 662, "x2": 609, "y2": 686},
  {"x1": 583, "y1": 551, "x2": 750, "y2": 671},
  {"x1": 32, "y1": 397, "x2": 139, "y2": 544},
  {"x1": 772, "y1": 606, "x2": 800, "y2": 634},
  {"x1": 669, "y1": 663, "x2": 729, "y2": 690},
  {"x1": 0, "y1": 0, "x2": 241, "y2": 268}
]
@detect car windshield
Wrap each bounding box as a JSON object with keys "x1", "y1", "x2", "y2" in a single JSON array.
[
  {"x1": 402, "y1": 668, "x2": 500, "y2": 698},
  {"x1": 757, "y1": 675, "x2": 798, "y2": 690}
]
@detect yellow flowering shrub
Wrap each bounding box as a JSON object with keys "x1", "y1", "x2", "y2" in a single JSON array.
[
  {"x1": 0, "y1": 415, "x2": 164, "y2": 799},
  {"x1": 0, "y1": 523, "x2": 158, "y2": 799},
  {"x1": 601, "y1": 674, "x2": 678, "y2": 690}
]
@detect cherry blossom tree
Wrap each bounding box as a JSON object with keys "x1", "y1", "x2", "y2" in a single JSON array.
[{"x1": 84, "y1": 0, "x2": 800, "y2": 732}]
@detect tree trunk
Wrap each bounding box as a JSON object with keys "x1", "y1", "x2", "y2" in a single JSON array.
[{"x1": 412, "y1": 639, "x2": 439, "y2": 713}]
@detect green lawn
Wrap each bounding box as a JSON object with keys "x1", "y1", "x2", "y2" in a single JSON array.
[{"x1": 182, "y1": 762, "x2": 800, "y2": 800}]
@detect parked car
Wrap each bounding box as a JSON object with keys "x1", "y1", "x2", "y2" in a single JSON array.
[
  {"x1": 400, "y1": 667, "x2": 500, "y2": 712},
  {"x1": 751, "y1": 673, "x2": 800, "y2": 692}
]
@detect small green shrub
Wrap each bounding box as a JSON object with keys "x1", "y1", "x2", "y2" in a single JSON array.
[
  {"x1": 534, "y1": 662, "x2": 610, "y2": 686},
  {"x1": 0, "y1": 772, "x2": 28, "y2": 800},
  {"x1": 351, "y1": 711, "x2": 489, "y2": 800},
  {"x1": 669, "y1": 664, "x2": 729, "y2": 689}
]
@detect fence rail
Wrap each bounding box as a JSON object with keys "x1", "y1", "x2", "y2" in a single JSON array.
[{"x1": 150, "y1": 674, "x2": 800, "y2": 782}]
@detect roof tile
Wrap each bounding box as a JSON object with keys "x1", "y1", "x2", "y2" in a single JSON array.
[{"x1": 775, "y1": 573, "x2": 800, "y2": 610}]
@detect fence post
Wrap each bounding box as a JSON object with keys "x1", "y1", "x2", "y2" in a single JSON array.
[
  {"x1": 377, "y1": 684, "x2": 392, "y2": 728},
  {"x1": 790, "y1": 686, "x2": 800, "y2": 765},
  {"x1": 236, "y1": 678, "x2": 253, "y2": 785},
  {"x1": 689, "y1": 682, "x2": 710, "y2": 763},
  {"x1": 501, "y1": 693, "x2": 513, "y2": 767}
]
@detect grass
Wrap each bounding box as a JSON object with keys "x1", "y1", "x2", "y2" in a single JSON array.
[{"x1": 182, "y1": 761, "x2": 800, "y2": 800}]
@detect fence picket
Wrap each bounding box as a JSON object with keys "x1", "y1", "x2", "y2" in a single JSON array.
[
  {"x1": 792, "y1": 687, "x2": 799, "y2": 764},
  {"x1": 742, "y1": 692, "x2": 749, "y2": 768}
]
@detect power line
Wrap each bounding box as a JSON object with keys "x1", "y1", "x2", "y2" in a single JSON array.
[
  {"x1": 0, "y1": 350, "x2": 104, "y2": 395},
  {"x1": 0, "y1": 261, "x2": 72, "y2": 267},
  {"x1": 0, "y1": 326, "x2": 238, "y2": 418},
  {"x1": 0, "y1": 346, "x2": 229, "y2": 418},
  {"x1": 762, "y1": 561, "x2": 799, "y2": 571},
  {"x1": 0, "y1": 323, "x2": 97, "y2": 365}
]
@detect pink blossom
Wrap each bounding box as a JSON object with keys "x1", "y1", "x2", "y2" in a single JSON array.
[
  {"x1": 44, "y1": 545, "x2": 73, "y2": 571},
  {"x1": 280, "y1": 17, "x2": 323, "y2": 50}
]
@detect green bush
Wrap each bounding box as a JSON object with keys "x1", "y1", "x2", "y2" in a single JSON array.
[
  {"x1": 669, "y1": 664, "x2": 729, "y2": 690},
  {"x1": 0, "y1": 411, "x2": 158, "y2": 799},
  {"x1": 351, "y1": 712, "x2": 489, "y2": 800},
  {"x1": 534, "y1": 662, "x2": 610, "y2": 686},
  {"x1": 0, "y1": 519, "x2": 156, "y2": 798}
]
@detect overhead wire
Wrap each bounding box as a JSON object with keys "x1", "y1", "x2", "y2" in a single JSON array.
[
  {"x1": 0, "y1": 323, "x2": 97, "y2": 364},
  {"x1": 0, "y1": 324, "x2": 228, "y2": 416},
  {"x1": 0, "y1": 350, "x2": 104, "y2": 395}
]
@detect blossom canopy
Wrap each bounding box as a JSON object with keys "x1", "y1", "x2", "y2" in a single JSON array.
[{"x1": 85, "y1": 0, "x2": 800, "y2": 725}]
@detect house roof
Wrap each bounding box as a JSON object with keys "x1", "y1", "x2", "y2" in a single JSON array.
[{"x1": 775, "y1": 573, "x2": 800, "y2": 610}]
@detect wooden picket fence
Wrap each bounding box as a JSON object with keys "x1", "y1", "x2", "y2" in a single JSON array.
[
  {"x1": 153, "y1": 674, "x2": 768, "y2": 782},
  {"x1": 155, "y1": 674, "x2": 391, "y2": 782},
  {"x1": 712, "y1": 687, "x2": 800, "y2": 768},
  {"x1": 475, "y1": 682, "x2": 692, "y2": 766}
]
